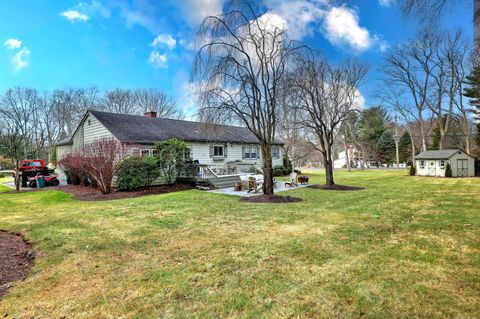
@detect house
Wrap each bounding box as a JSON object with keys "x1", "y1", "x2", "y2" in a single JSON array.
[
  {"x1": 56, "y1": 110, "x2": 284, "y2": 187},
  {"x1": 415, "y1": 149, "x2": 476, "y2": 177},
  {"x1": 333, "y1": 146, "x2": 362, "y2": 169}
]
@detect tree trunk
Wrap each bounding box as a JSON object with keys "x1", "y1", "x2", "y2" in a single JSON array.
[
  {"x1": 324, "y1": 156, "x2": 335, "y2": 186},
  {"x1": 261, "y1": 143, "x2": 274, "y2": 195}
]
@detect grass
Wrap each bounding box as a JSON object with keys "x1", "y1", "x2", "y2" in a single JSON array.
[{"x1": 0, "y1": 170, "x2": 479, "y2": 318}]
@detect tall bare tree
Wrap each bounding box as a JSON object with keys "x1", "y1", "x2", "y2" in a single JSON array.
[
  {"x1": 289, "y1": 51, "x2": 367, "y2": 186},
  {"x1": 102, "y1": 88, "x2": 137, "y2": 115},
  {"x1": 133, "y1": 88, "x2": 183, "y2": 119},
  {"x1": 192, "y1": 4, "x2": 301, "y2": 194},
  {"x1": 383, "y1": 32, "x2": 435, "y2": 152}
]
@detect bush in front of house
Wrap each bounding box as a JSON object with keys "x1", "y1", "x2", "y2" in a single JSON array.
[
  {"x1": 409, "y1": 164, "x2": 416, "y2": 176},
  {"x1": 273, "y1": 165, "x2": 291, "y2": 176},
  {"x1": 155, "y1": 138, "x2": 190, "y2": 184},
  {"x1": 445, "y1": 162, "x2": 452, "y2": 177},
  {"x1": 59, "y1": 138, "x2": 128, "y2": 194},
  {"x1": 283, "y1": 155, "x2": 293, "y2": 173},
  {"x1": 116, "y1": 155, "x2": 160, "y2": 191}
]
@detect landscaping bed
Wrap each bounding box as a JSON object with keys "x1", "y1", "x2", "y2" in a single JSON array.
[
  {"x1": 240, "y1": 194, "x2": 303, "y2": 203},
  {"x1": 54, "y1": 183, "x2": 193, "y2": 201},
  {"x1": 0, "y1": 231, "x2": 34, "y2": 298}
]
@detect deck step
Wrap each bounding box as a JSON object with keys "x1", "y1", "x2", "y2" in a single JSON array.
[{"x1": 208, "y1": 175, "x2": 241, "y2": 189}]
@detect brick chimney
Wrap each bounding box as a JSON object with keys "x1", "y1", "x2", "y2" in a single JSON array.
[{"x1": 144, "y1": 111, "x2": 157, "y2": 118}]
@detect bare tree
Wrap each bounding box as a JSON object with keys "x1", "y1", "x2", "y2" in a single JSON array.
[
  {"x1": 192, "y1": 3, "x2": 301, "y2": 194},
  {"x1": 52, "y1": 87, "x2": 99, "y2": 138},
  {"x1": 102, "y1": 88, "x2": 138, "y2": 115},
  {"x1": 133, "y1": 88, "x2": 183, "y2": 119},
  {"x1": 0, "y1": 87, "x2": 46, "y2": 159},
  {"x1": 289, "y1": 51, "x2": 367, "y2": 186},
  {"x1": 383, "y1": 32, "x2": 435, "y2": 152}
]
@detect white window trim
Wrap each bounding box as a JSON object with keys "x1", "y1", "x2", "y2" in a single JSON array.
[
  {"x1": 213, "y1": 145, "x2": 225, "y2": 158},
  {"x1": 419, "y1": 160, "x2": 425, "y2": 168},
  {"x1": 244, "y1": 145, "x2": 257, "y2": 159}
]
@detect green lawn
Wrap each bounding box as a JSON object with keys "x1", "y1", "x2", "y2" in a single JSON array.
[{"x1": 0, "y1": 170, "x2": 479, "y2": 318}]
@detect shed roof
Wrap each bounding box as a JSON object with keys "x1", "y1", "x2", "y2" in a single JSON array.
[
  {"x1": 81, "y1": 110, "x2": 283, "y2": 145},
  {"x1": 415, "y1": 149, "x2": 466, "y2": 160}
]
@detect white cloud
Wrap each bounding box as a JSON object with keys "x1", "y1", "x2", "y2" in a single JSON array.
[
  {"x1": 12, "y1": 48, "x2": 31, "y2": 71},
  {"x1": 151, "y1": 34, "x2": 177, "y2": 50},
  {"x1": 4, "y1": 38, "x2": 22, "y2": 50},
  {"x1": 264, "y1": 0, "x2": 327, "y2": 40},
  {"x1": 323, "y1": 6, "x2": 373, "y2": 53},
  {"x1": 148, "y1": 51, "x2": 168, "y2": 68},
  {"x1": 178, "y1": 0, "x2": 225, "y2": 26},
  {"x1": 379, "y1": 0, "x2": 395, "y2": 7},
  {"x1": 61, "y1": 10, "x2": 90, "y2": 22}
]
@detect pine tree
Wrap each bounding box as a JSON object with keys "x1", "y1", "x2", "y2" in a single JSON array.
[
  {"x1": 398, "y1": 131, "x2": 412, "y2": 163},
  {"x1": 464, "y1": 63, "x2": 480, "y2": 156},
  {"x1": 377, "y1": 130, "x2": 396, "y2": 164}
]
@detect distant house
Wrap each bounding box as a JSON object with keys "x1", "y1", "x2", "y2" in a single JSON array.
[
  {"x1": 56, "y1": 110, "x2": 284, "y2": 187},
  {"x1": 415, "y1": 149, "x2": 476, "y2": 177}
]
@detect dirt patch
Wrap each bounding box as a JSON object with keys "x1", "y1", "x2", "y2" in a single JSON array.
[
  {"x1": 309, "y1": 184, "x2": 365, "y2": 191},
  {"x1": 240, "y1": 194, "x2": 303, "y2": 203},
  {"x1": 54, "y1": 183, "x2": 193, "y2": 201},
  {"x1": 0, "y1": 231, "x2": 34, "y2": 298}
]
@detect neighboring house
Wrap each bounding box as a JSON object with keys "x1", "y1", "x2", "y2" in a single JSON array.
[
  {"x1": 333, "y1": 146, "x2": 362, "y2": 169},
  {"x1": 56, "y1": 110, "x2": 284, "y2": 187},
  {"x1": 415, "y1": 149, "x2": 476, "y2": 177}
]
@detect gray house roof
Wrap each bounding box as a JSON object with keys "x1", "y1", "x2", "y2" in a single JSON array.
[
  {"x1": 415, "y1": 149, "x2": 467, "y2": 160},
  {"x1": 72, "y1": 110, "x2": 283, "y2": 145}
]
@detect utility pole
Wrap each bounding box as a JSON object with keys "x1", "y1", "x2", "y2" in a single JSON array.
[{"x1": 394, "y1": 117, "x2": 400, "y2": 170}]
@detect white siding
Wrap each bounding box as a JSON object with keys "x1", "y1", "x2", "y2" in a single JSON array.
[
  {"x1": 128, "y1": 142, "x2": 284, "y2": 168},
  {"x1": 56, "y1": 144, "x2": 72, "y2": 161},
  {"x1": 83, "y1": 113, "x2": 115, "y2": 144},
  {"x1": 189, "y1": 142, "x2": 283, "y2": 167}
]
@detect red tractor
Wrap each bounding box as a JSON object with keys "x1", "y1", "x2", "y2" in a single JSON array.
[{"x1": 13, "y1": 159, "x2": 60, "y2": 188}]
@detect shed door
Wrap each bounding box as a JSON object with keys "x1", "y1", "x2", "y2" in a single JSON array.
[
  {"x1": 457, "y1": 159, "x2": 468, "y2": 177},
  {"x1": 427, "y1": 161, "x2": 436, "y2": 176}
]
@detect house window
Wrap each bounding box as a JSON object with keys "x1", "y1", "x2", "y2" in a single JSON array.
[
  {"x1": 213, "y1": 145, "x2": 224, "y2": 157},
  {"x1": 440, "y1": 160, "x2": 446, "y2": 169},
  {"x1": 420, "y1": 160, "x2": 425, "y2": 168},
  {"x1": 244, "y1": 145, "x2": 257, "y2": 159},
  {"x1": 140, "y1": 149, "x2": 151, "y2": 157},
  {"x1": 152, "y1": 149, "x2": 159, "y2": 157},
  {"x1": 271, "y1": 146, "x2": 279, "y2": 159}
]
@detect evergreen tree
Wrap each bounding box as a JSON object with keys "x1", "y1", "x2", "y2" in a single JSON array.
[
  {"x1": 464, "y1": 63, "x2": 480, "y2": 156},
  {"x1": 377, "y1": 130, "x2": 396, "y2": 164},
  {"x1": 359, "y1": 106, "x2": 389, "y2": 161},
  {"x1": 398, "y1": 131, "x2": 412, "y2": 163}
]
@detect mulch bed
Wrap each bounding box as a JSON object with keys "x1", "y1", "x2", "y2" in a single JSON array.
[
  {"x1": 52, "y1": 183, "x2": 193, "y2": 201},
  {"x1": 240, "y1": 194, "x2": 303, "y2": 203},
  {"x1": 309, "y1": 184, "x2": 365, "y2": 191},
  {"x1": 0, "y1": 231, "x2": 35, "y2": 298}
]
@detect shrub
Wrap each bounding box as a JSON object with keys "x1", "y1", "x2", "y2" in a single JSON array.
[
  {"x1": 283, "y1": 155, "x2": 293, "y2": 173},
  {"x1": 59, "y1": 138, "x2": 128, "y2": 194},
  {"x1": 155, "y1": 138, "x2": 190, "y2": 184},
  {"x1": 0, "y1": 173, "x2": 5, "y2": 178},
  {"x1": 409, "y1": 164, "x2": 416, "y2": 176},
  {"x1": 445, "y1": 162, "x2": 452, "y2": 177},
  {"x1": 116, "y1": 156, "x2": 160, "y2": 191}
]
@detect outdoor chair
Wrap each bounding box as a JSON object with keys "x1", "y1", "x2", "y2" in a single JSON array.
[{"x1": 285, "y1": 172, "x2": 298, "y2": 187}]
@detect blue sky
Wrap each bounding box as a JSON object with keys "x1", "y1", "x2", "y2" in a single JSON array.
[{"x1": 0, "y1": 0, "x2": 473, "y2": 115}]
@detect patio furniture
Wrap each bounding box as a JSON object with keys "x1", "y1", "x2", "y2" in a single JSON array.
[
  {"x1": 298, "y1": 175, "x2": 309, "y2": 185},
  {"x1": 248, "y1": 175, "x2": 264, "y2": 193},
  {"x1": 285, "y1": 172, "x2": 298, "y2": 187}
]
